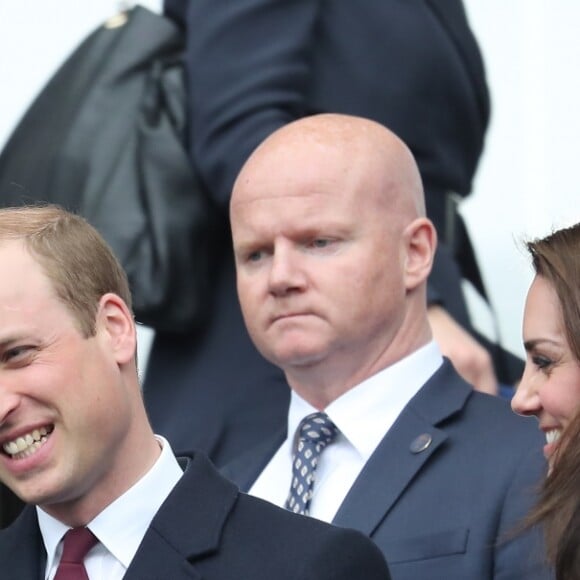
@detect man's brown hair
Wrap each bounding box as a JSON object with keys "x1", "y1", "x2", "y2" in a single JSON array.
[{"x1": 0, "y1": 204, "x2": 132, "y2": 337}]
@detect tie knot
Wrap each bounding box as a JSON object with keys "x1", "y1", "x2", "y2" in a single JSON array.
[
  {"x1": 297, "y1": 411, "x2": 338, "y2": 450},
  {"x1": 60, "y1": 527, "x2": 98, "y2": 564}
]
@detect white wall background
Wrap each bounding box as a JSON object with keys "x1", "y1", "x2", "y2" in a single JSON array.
[
  {"x1": 1, "y1": 1, "x2": 578, "y2": 367},
  {"x1": 463, "y1": 0, "x2": 579, "y2": 355}
]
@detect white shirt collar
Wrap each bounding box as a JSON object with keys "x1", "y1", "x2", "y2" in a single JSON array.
[
  {"x1": 288, "y1": 341, "x2": 443, "y2": 459},
  {"x1": 37, "y1": 435, "x2": 183, "y2": 575}
]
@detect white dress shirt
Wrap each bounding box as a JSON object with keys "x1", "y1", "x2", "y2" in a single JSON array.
[
  {"x1": 38, "y1": 435, "x2": 183, "y2": 580},
  {"x1": 249, "y1": 342, "x2": 443, "y2": 522}
]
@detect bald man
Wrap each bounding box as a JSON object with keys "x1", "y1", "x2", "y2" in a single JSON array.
[{"x1": 224, "y1": 114, "x2": 552, "y2": 580}]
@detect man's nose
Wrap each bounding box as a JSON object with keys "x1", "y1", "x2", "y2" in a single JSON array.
[
  {"x1": 511, "y1": 364, "x2": 541, "y2": 418},
  {"x1": 0, "y1": 385, "x2": 22, "y2": 428},
  {"x1": 268, "y1": 246, "x2": 306, "y2": 296}
]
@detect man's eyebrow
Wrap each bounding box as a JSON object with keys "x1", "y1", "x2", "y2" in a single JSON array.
[{"x1": 0, "y1": 330, "x2": 31, "y2": 345}]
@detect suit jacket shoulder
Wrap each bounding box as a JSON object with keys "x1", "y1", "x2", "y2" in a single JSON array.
[{"x1": 125, "y1": 452, "x2": 391, "y2": 579}]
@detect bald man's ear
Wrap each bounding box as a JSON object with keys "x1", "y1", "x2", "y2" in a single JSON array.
[{"x1": 403, "y1": 218, "x2": 437, "y2": 291}]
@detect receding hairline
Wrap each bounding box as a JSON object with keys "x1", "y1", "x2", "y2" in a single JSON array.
[{"x1": 0, "y1": 204, "x2": 133, "y2": 337}]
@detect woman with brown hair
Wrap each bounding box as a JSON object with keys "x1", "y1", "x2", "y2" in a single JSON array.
[
  {"x1": 532, "y1": 411, "x2": 580, "y2": 578},
  {"x1": 512, "y1": 221, "x2": 580, "y2": 579}
]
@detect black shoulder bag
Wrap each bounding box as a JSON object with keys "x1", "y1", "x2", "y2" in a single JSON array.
[{"x1": 0, "y1": 5, "x2": 219, "y2": 333}]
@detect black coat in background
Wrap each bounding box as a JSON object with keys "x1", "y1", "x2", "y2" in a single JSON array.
[{"x1": 144, "y1": 0, "x2": 495, "y2": 465}]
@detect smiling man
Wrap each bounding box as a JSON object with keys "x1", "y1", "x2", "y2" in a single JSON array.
[
  {"x1": 225, "y1": 114, "x2": 553, "y2": 580},
  {"x1": 0, "y1": 205, "x2": 391, "y2": 579}
]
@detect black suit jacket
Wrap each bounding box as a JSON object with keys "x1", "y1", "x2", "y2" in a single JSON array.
[
  {"x1": 223, "y1": 362, "x2": 553, "y2": 580},
  {"x1": 0, "y1": 453, "x2": 391, "y2": 580},
  {"x1": 144, "y1": 0, "x2": 495, "y2": 465}
]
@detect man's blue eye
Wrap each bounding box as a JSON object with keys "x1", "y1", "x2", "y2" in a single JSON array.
[{"x1": 2, "y1": 346, "x2": 33, "y2": 364}]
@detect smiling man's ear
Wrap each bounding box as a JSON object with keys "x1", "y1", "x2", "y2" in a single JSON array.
[
  {"x1": 96, "y1": 293, "x2": 137, "y2": 364},
  {"x1": 403, "y1": 217, "x2": 437, "y2": 292}
]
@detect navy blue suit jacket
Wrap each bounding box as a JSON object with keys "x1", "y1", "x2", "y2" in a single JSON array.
[
  {"x1": 144, "y1": 0, "x2": 498, "y2": 466},
  {"x1": 0, "y1": 453, "x2": 390, "y2": 580},
  {"x1": 223, "y1": 362, "x2": 553, "y2": 580}
]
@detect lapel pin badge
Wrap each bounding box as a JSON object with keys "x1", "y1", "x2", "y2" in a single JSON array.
[{"x1": 410, "y1": 433, "x2": 432, "y2": 454}]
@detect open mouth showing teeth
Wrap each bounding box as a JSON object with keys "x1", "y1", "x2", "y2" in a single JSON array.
[
  {"x1": 545, "y1": 429, "x2": 561, "y2": 445},
  {"x1": 2, "y1": 426, "x2": 54, "y2": 460}
]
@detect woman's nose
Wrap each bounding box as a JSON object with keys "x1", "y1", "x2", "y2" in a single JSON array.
[{"x1": 511, "y1": 365, "x2": 541, "y2": 418}]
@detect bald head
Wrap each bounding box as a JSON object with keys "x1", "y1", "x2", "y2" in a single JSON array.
[{"x1": 231, "y1": 113, "x2": 426, "y2": 218}]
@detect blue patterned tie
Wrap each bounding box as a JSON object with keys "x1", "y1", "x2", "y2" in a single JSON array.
[{"x1": 285, "y1": 412, "x2": 338, "y2": 516}]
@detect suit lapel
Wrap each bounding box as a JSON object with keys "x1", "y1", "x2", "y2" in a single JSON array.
[
  {"x1": 0, "y1": 455, "x2": 240, "y2": 580},
  {"x1": 222, "y1": 361, "x2": 473, "y2": 541},
  {"x1": 221, "y1": 428, "x2": 286, "y2": 492},
  {"x1": 124, "y1": 453, "x2": 239, "y2": 580},
  {"x1": 333, "y1": 361, "x2": 471, "y2": 536},
  {"x1": 333, "y1": 415, "x2": 447, "y2": 535}
]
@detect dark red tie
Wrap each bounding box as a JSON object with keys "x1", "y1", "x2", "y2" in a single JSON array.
[{"x1": 54, "y1": 527, "x2": 98, "y2": 580}]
